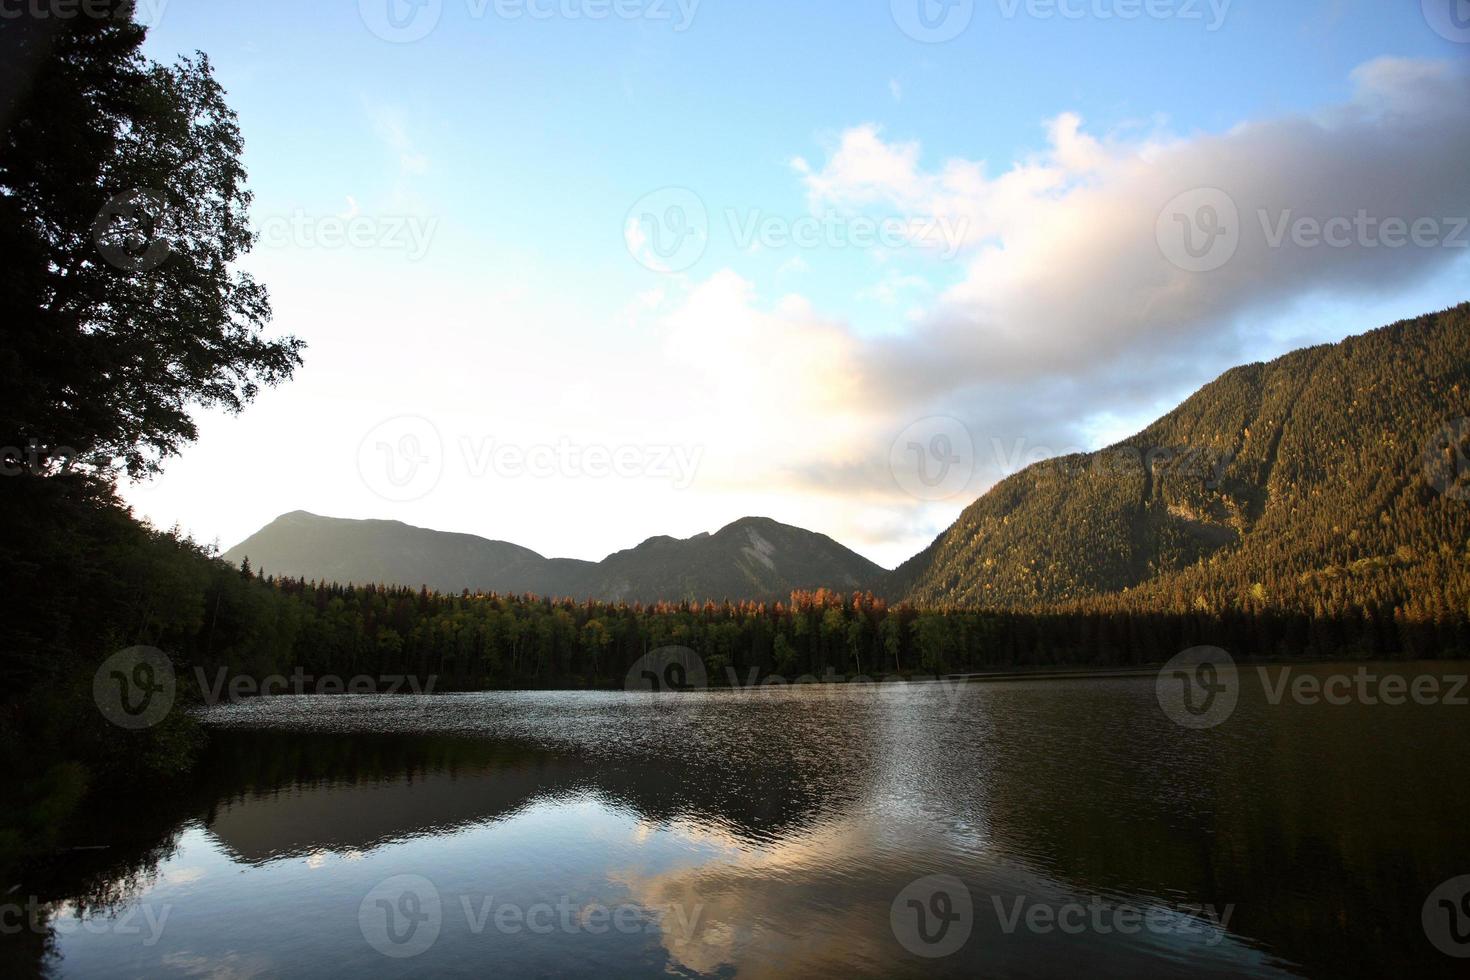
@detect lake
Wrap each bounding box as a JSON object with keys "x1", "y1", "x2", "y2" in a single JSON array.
[{"x1": 12, "y1": 663, "x2": 1470, "y2": 977}]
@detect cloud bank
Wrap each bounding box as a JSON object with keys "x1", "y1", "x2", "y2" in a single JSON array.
[{"x1": 653, "y1": 57, "x2": 1470, "y2": 552}]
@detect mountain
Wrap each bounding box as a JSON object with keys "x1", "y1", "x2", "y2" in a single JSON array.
[
  {"x1": 576, "y1": 517, "x2": 881, "y2": 603},
  {"x1": 227, "y1": 305, "x2": 1469, "y2": 614},
  {"x1": 892, "y1": 303, "x2": 1470, "y2": 613},
  {"x1": 223, "y1": 512, "x2": 884, "y2": 603},
  {"x1": 221, "y1": 512, "x2": 588, "y2": 596}
]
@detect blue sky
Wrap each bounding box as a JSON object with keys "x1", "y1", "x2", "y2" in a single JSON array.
[{"x1": 124, "y1": 0, "x2": 1470, "y2": 567}]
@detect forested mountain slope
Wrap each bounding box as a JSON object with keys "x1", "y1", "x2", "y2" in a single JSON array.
[{"x1": 892, "y1": 303, "x2": 1470, "y2": 620}]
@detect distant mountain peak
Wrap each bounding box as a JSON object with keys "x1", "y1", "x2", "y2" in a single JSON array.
[{"x1": 224, "y1": 512, "x2": 883, "y2": 603}]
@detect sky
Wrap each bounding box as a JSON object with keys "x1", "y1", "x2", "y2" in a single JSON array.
[{"x1": 120, "y1": 0, "x2": 1470, "y2": 568}]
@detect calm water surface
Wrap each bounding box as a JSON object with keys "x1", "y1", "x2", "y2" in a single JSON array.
[{"x1": 15, "y1": 663, "x2": 1470, "y2": 977}]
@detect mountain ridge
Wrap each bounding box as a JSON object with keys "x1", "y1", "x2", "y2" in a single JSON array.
[
  {"x1": 227, "y1": 303, "x2": 1470, "y2": 612},
  {"x1": 223, "y1": 511, "x2": 885, "y2": 602},
  {"x1": 891, "y1": 302, "x2": 1470, "y2": 614}
]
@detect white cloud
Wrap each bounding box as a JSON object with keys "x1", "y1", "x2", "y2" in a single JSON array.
[
  {"x1": 661, "y1": 58, "x2": 1470, "y2": 559},
  {"x1": 369, "y1": 105, "x2": 430, "y2": 177},
  {"x1": 777, "y1": 256, "x2": 809, "y2": 278},
  {"x1": 803, "y1": 58, "x2": 1470, "y2": 407}
]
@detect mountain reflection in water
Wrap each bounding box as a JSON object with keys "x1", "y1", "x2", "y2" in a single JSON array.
[{"x1": 12, "y1": 668, "x2": 1470, "y2": 978}]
